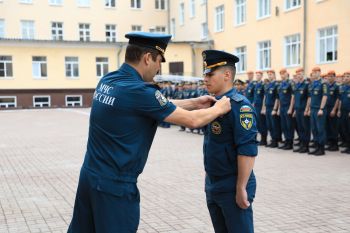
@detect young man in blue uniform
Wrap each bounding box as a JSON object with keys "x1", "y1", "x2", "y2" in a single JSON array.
[
  {"x1": 245, "y1": 71, "x2": 256, "y2": 104},
  {"x1": 202, "y1": 50, "x2": 258, "y2": 233},
  {"x1": 253, "y1": 71, "x2": 268, "y2": 145},
  {"x1": 67, "y1": 32, "x2": 232, "y2": 233},
  {"x1": 337, "y1": 71, "x2": 350, "y2": 154}
]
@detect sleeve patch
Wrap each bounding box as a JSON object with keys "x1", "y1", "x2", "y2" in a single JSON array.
[
  {"x1": 240, "y1": 113, "x2": 253, "y2": 130},
  {"x1": 155, "y1": 90, "x2": 168, "y2": 107},
  {"x1": 240, "y1": 105, "x2": 252, "y2": 112}
]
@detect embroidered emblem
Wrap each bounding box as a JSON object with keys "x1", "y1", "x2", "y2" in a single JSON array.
[
  {"x1": 211, "y1": 121, "x2": 222, "y2": 135},
  {"x1": 300, "y1": 90, "x2": 303, "y2": 94},
  {"x1": 330, "y1": 91, "x2": 334, "y2": 95},
  {"x1": 269, "y1": 90, "x2": 273, "y2": 94},
  {"x1": 240, "y1": 113, "x2": 253, "y2": 130},
  {"x1": 314, "y1": 91, "x2": 318, "y2": 95},
  {"x1": 283, "y1": 90, "x2": 287, "y2": 94},
  {"x1": 257, "y1": 90, "x2": 261, "y2": 94},
  {"x1": 155, "y1": 90, "x2": 168, "y2": 107},
  {"x1": 240, "y1": 105, "x2": 252, "y2": 112}
]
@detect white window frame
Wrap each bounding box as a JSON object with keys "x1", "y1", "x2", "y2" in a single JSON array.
[
  {"x1": 285, "y1": 0, "x2": 301, "y2": 11},
  {"x1": 105, "y1": 0, "x2": 115, "y2": 8},
  {"x1": 105, "y1": 24, "x2": 116, "y2": 42},
  {"x1": 284, "y1": 34, "x2": 300, "y2": 67},
  {"x1": 0, "y1": 56, "x2": 13, "y2": 78},
  {"x1": 189, "y1": 0, "x2": 195, "y2": 18},
  {"x1": 257, "y1": 40, "x2": 271, "y2": 70},
  {"x1": 65, "y1": 95, "x2": 83, "y2": 107},
  {"x1": 49, "y1": 0, "x2": 63, "y2": 6},
  {"x1": 179, "y1": 3, "x2": 185, "y2": 26},
  {"x1": 155, "y1": 0, "x2": 166, "y2": 10},
  {"x1": 0, "y1": 20, "x2": 5, "y2": 38},
  {"x1": 51, "y1": 22, "x2": 63, "y2": 40},
  {"x1": 235, "y1": 46, "x2": 247, "y2": 74},
  {"x1": 32, "y1": 56, "x2": 48, "y2": 79},
  {"x1": 155, "y1": 26, "x2": 166, "y2": 33},
  {"x1": 21, "y1": 20, "x2": 35, "y2": 39},
  {"x1": 214, "y1": 5, "x2": 224, "y2": 32},
  {"x1": 77, "y1": 0, "x2": 90, "y2": 7},
  {"x1": 235, "y1": 0, "x2": 246, "y2": 26},
  {"x1": 130, "y1": 0, "x2": 141, "y2": 9},
  {"x1": 131, "y1": 25, "x2": 142, "y2": 31},
  {"x1": 170, "y1": 19, "x2": 176, "y2": 38},
  {"x1": 317, "y1": 25, "x2": 338, "y2": 64},
  {"x1": 65, "y1": 57, "x2": 79, "y2": 78},
  {"x1": 0, "y1": 96, "x2": 17, "y2": 108},
  {"x1": 79, "y1": 23, "x2": 90, "y2": 42},
  {"x1": 33, "y1": 96, "x2": 51, "y2": 108},
  {"x1": 96, "y1": 57, "x2": 109, "y2": 78},
  {"x1": 19, "y1": 0, "x2": 32, "y2": 4},
  {"x1": 201, "y1": 22, "x2": 208, "y2": 39},
  {"x1": 257, "y1": 0, "x2": 271, "y2": 19}
]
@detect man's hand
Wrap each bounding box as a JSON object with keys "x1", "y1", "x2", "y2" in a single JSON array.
[
  {"x1": 317, "y1": 109, "x2": 324, "y2": 116},
  {"x1": 337, "y1": 110, "x2": 341, "y2": 118},
  {"x1": 193, "y1": 95, "x2": 216, "y2": 109},
  {"x1": 236, "y1": 187, "x2": 250, "y2": 209},
  {"x1": 292, "y1": 110, "x2": 296, "y2": 118},
  {"x1": 261, "y1": 107, "x2": 266, "y2": 115},
  {"x1": 213, "y1": 96, "x2": 231, "y2": 115},
  {"x1": 330, "y1": 109, "x2": 336, "y2": 117}
]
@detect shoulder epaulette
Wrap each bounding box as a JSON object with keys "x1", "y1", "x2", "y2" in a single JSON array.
[{"x1": 230, "y1": 92, "x2": 244, "y2": 102}]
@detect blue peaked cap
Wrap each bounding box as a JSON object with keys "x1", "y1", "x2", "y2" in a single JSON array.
[
  {"x1": 202, "y1": 50, "x2": 239, "y2": 75},
  {"x1": 125, "y1": 32, "x2": 172, "y2": 62}
]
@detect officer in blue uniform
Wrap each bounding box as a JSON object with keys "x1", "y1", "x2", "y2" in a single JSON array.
[
  {"x1": 264, "y1": 70, "x2": 280, "y2": 148},
  {"x1": 277, "y1": 69, "x2": 294, "y2": 150},
  {"x1": 292, "y1": 69, "x2": 311, "y2": 153},
  {"x1": 324, "y1": 71, "x2": 340, "y2": 151},
  {"x1": 202, "y1": 50, "x2": 258, "y2": 233},
  {"x1": 234, "y1": 79, "x2": 246, "y2": 95},
  {"x1": 308, "y1": 68, "x2": 329, "y2": 156},
  {"x1": 338, "y1": 71, "x2": 350, "y2": 154},
  {"x1": 252, "y1": 71, "x2": 268, "y2": 145},
  {"x1": 67, "y1": 32, "x2": 232, "y2": 233},
  {"x1": 245, "y1": 71, "x2": 256, "y2": 103}
]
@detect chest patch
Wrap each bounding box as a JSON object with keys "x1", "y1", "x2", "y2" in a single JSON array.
[
  {"x1": 240, "y1": 113, "x2": 253, "y2": 130},
  {"x1": 155, "y1": 90, "x2": 168, "y2": 107},
  {"x1": 211, "y1": 121, "x2": 222, "y2": 135}
]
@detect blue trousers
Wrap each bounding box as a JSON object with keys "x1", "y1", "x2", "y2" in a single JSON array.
[
  {"x1": 340, "y1": 109, "x2": 350, "y2": 144},
  {"x1": 266, "y1": 107, "x2": 279, "y2": 141},
  {"x1": 206, "y1": 192, "x2": 254, "y2": 233},
  {"x1": 67, "y1": 167, "x2": 140, "y2": 233},
  {"x1": 280, "y1": 107, "x2": 293, "y2": 141},
  {"x1": 326, "y1": 108, "x2": 339, "y2": 143},
  {"x1": 295, "y1": 108, "x2": 310, "y2": 143},
  {"x1": 310, "y1": 108, "x2": 327, "y2": 145},
  {"x1": 254, "y1": 105, "x2": 267, "y2": 137}
]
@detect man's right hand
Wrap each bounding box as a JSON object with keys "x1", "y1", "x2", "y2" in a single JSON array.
[{"x1": 214, "y1": 96, "x2": 231, "y2": 115}]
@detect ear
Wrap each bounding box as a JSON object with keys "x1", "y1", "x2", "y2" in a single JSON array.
[
  {"x1": 223, "y1": 69, "x2": 232, "y2": 82},
  {"x1": 143, "y1": 52, "x2": 152, "y2": 66}
]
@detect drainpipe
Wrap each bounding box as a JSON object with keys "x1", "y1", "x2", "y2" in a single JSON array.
[
  {"x1": 303, "y1": 0, "x2": 307, "y2": 72},
  {"x1": 117, "y1": 43, "x2": 123, "y2": 68},
  {"x1": 167, "y1": 0, "x2": 170, "y2": 34},
  {"x1": 190, "y1": 42, "x2": 196, "y2": 76}
]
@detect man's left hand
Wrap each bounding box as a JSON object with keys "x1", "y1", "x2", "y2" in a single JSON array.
[{"x1": 236, "y1": 188, "x2": 250, "y2": 209}]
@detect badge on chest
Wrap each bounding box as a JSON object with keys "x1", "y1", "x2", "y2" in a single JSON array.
[{"x1": 211, "y1": 121, "x2": 222, "y2": 135}]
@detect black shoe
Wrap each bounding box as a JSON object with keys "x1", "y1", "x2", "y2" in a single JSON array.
[
  {"x1": 278, "y1": 143, "x2": 286, "y2": 149},
  {"x1": 293, "y1": 147, "x2": 301, "y2": 152},
  {"x1": 339, "y1": 142, "x2": 348, "y2": 148},
  {"x1": 309, "y1": 142, "x2": 317, "y2": 148},
  {"x1": 299, "y1": 146, "x2": 309, "y2": 153},
  {"x1": 308, "y1": 146, "x2": 319, "y2": 155},
  {"x1": 314, "y1": 145, "x2": 325, "y2": 156},
  {"x1": 341, "y1": 148, "x2": 350, "y2": 154},
  {"x1": 268, "y1": 141, "x2": 278, "y2": 148},
  {"x1": 282, "y1": 142, "x2": 293, "y2": 150},
  {"x1": 327, "y1": 144, "x2": 339, "y2": 151},
  {"x1": 294, "y1": 142, "x2": 301, "y2": 147}
]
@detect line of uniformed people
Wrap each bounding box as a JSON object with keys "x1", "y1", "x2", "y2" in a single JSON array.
[
  {"x1": 157, "y1": 80, "x2": 208, "y2": 133},
  {"x1": 240, "y1": 68, "x2": 350, "y2": 156}
]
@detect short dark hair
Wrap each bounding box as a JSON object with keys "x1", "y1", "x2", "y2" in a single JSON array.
[
  {"x1": 219, "y1": 65, "x2": 236, "y2": 79},
  {"x1": 125, "y1": 44, "x2": 160, "y2": 64}
]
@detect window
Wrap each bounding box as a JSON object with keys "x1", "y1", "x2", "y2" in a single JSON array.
[
  {"x1": 105, "y1": 24, "x2": 116, "y2": 42},
  {"x1": 131, "y1": 25, "x2": 142, "y2": 31},
  {"x1": 131, "y1": 0, "x2": 141, "y2": 9},
  {"x1": 285, "y1": 34, "x2": 300, "y2": 67},
  {"x1": 0, "y1": 20, "x2": 4, "y2": 38},
  {"x1": 0, "y1": 56, "x2": 13, "y2": 78},
  {"x1": 258, "y1": 40, "x2": 271, "y2": 70},
  {"x1": 285, "y1": 0, "x2": 301, "y2": 10},
  {"x1": 170, "y1": 19, "x2": 175, "y2": 38},
  {"x1": 66, "y1": 95, "x2": 82, "y2": 107},
  {"x1": 19, "y1": 0, "x2": 32, "y2": 4},
  {"x1": 32, "y1": 56, "x2": 47, "y2": 79},
  {"x1": 79, "y1": 23, "x2": 90, "y2": 41},
  {"x1": 149, "y1": 26, "x2": 166, "y2": 33},
  {"x1": 155, "y1": 0, "x2": 165, "y2": 10},
  {"x1": 77, "y1": 0, "x2": 90, "y2": 7},
  {"x1": 65, "y1": 57, "x2": 79, "y2": 78},
  {"x1": 33, "y1": 96, "x2": 50, "y2": 107},
  {"x1": 179, "y1": 3, "x2": 185, "y2": 26},
  {"x1": 235, "y1": 0, "x2": 246, "y2": 25},
  {"x1": 21, "y1": 20, "x2": 35, "y2": 39},
  {"x1": 49, "y1": 0, "x2": 63, "y2": 5},
  {"x1": 51, "y1": 22, "x2": 63, "y2": 40},
  {"x1": 318, "y1": 26, "x2": 337, "y2": 63},
  {"x1": 235, "y1": 46, "x2": 247, "y2": 73},
  {"x1": 105, "y1": 0, "x2": 115, "y2": 8},
  {"x1": 189, "y1": 0, "x2": 195, "y2": 18},
  {"x1": 0, "y1": 96, "x2": 16, "y2": 108},
  {"x1": 257, "y1": 0, "x2": 270, "y2": 19},
  {"x1": 215, "y1": 5, "x2": 224, "y2": 32},
  {"x1": 96, "y1": 57, "x2": 108, "y2": 77},
  {"x1": 201, "y1": 22, "x2": 207, "y2": 39}
]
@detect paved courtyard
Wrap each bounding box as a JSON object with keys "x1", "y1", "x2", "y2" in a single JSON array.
[{"x1": 0, "y1": 108, "x2": 350, "y2": 233}]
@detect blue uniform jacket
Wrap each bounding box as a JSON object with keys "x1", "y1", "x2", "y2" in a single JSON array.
[
  {"x1": 309, "y1": 79, "x2": 329, "y2": 109},
  {"x1": 245, "y1": 81, "x2": 256, "y2": 103},
  {"x1": 83, "y1": 63, "x2": 176, "y2": 183},
  {"x1": 203, "y1": 88, "x2": 258, "y2": 193},
  {"x1": 278, "y1": 80, "x2": 293, "y2": 108},
  {"x1": 340, "y1": 84, "x2": 350, "y2": 111},
  {"x1": 265, "y1": 81, "x2": 279, "y2": 107},
  {"x1": 253, "y1": 81, "x2": 265, "y2": 106},
  {"x1": 293, "y1": 81, "x2": 309, "y2": 110},
  {"x1": 326, "y1": 82, "x2": 340, "y2": 110}
]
